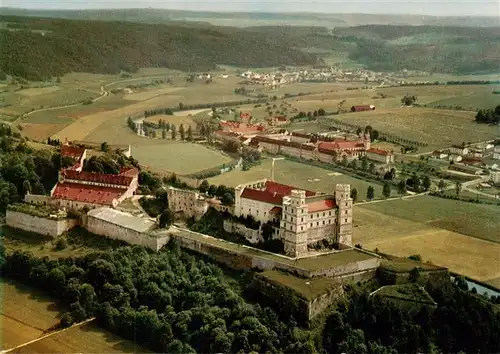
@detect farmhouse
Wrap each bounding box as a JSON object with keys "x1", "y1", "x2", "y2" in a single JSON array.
[
  {"x1": 351, "y1": 105, "x2": 375, "y2": 112},
  {"x1": 449, "y1": 164, "x2": 484, "y2": 175},
  {"x1": 366, "y1": 148, "x2": 395, "y2": 164},
  {"x1": 234, "y1": 179, "x2": 353, "y2": 257},
  {"x1": 432, "y1": 150, "x2": 448, "y2": 159},
  {"x1": 494, "y1": 145, "x2": 500, "y2": 160},
  {"x1": 490, "y1": 171, "x2": 500, "y2": 185},
  {"x1": 450, "y1": 145, "x2": 469, "y2": 156}
]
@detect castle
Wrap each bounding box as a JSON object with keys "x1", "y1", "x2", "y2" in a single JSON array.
[{"x1": 234, "y1": 179, "x2": 353, "y2": 257}]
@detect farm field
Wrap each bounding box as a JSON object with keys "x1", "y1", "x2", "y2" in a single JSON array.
[
  {"x1": 145, "y1": 114, "x2": 196, "y2": 127},
  {"x1": 15, "y1": 322, "x2": 150, "y2": 354},
  {"x1": 0, "y1": 279, "x2": 62, "y2": 350},
  {"x1": 133, "y1": 142, "x2": 233, "y2": 175},
  {"x1": 327, "y1": 107, "x2": 495, "y2": 150},
  {"x1": 427, "y1": 92, "x2": 500, "y2": 111},
  {"x1": 123, "y1": 86, "x2": 184, "y2": 101},
  {"x1": 352, "y1": 202, "x2": 500, "y2": 284},
  {"x1": 208, "y1": 158, "x2": 394, "y2": 198},
  {"x1": 358, "y1": 195, "x2": 500, "y2": 243}
]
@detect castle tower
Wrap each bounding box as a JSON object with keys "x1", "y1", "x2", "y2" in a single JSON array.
[
  {"x1": 364, "y1": 132, "x2": 371, "y2": 151},
  {"x1": 281, "y1": 190, "x2": 309, "y2": 257},
  {"x1": 234, "y1": 184, "x2": 244, "y2": 217},
  {"x1": 335, "y1": 184, "x2": 353, "y2": 247}
]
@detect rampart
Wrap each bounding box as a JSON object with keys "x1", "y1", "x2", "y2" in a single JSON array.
[{"x1": 6, "y1": 210, "x2": 78, "y2": 238}]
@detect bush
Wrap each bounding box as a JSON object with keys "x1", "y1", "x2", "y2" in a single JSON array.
[{"x1": 55, "y1": 237, "x2": 68, "y2": 250}]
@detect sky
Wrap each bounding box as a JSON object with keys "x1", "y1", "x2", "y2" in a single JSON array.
[{"x1": 2, "y1": 0, "x2": 500, "y2": 17}]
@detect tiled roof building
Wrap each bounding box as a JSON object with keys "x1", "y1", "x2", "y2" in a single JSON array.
[{"x1": 235, "y1": 179, "x2": 353, "y2": 257}]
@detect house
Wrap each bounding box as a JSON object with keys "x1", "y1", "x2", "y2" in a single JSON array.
[
  {"x1": 449, "y1": 164, "x2": 484, "y2": 175},
  {"x1": 450, "y1": 145, "x2": 469, "y2": 156},
  {"x1": 351, "y1": 105, "x2": 375, "y2": 112},
  {"x1": 234, "y1": 179, "x2": 353, "y2": 257},
  {"x1": 267, "y1": 116, "x2": 289, "y2": 126},
  {"x1": 469, "y1": 149, "x2": 484, "y2": 158},
  {"x1": 448, "y1": 154, "x2": 463, "y2": 163},
  {"x1": 366, "y1": 148, "x2": 395, "y2": 164},
  {"x1": 167, "y1": 187, "x2": 210, "y2": 221},
  {"x1": 494, "y1": 145, "x2": 500, "y2": 160},
  {"x1": 491, "y1": 171, "x2": 500, "y2": 184},
  {"x1": 51, "y1": 167, "x2": 139, "y2": 210},
  {"x1": 61, "y1": 145, "x2": 87, "y2": 172},
  {"x1": 432, "y1": 150, "x2": 448, "y2": 159}
]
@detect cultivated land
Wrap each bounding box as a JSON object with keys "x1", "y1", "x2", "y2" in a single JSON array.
[
  {"x1": 352, "y1": 196, "x2": 500, "y2": 285},
  {"x1": 144, "y1": 114, "x2": 196, "y2": 127},
  {"x1": 0, "y1": 280, "x2": 62, "y2": 350},
  {"x1": 325, "y1": 107, "x2": 494, "y2": 150},
  {"x1": 15, "y1": 322, "x2": 151, "y2": 354},
  {"x1": 209, "y1": 158, "x2": 394, "y2": 198}
]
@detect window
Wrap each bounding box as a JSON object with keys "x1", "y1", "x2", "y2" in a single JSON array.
[
  {"x1": 310, "y1": 223, "x2": 312, "y2": 227},
  {"x1": 329, "y1": 211, "x2": 332, "y2": 216},
  {"x1": 317, "y1": 213, "x2": 319, "y2": 217},
  {"x1": 264, "y1": 212, "x2": 266, "y2": 216},
  {"x1": 345, "y1": 210, "x2": 348, "y2": 215},
  {"x1": 310, "y1": 215, "x2": 313, "y2": 219},
  {"x1": 345, "y1": 218, "x2": 348, "y2": 223},
  {"x1": 329, "y1": 220, "x2": 331, "y2": 224},
  {"x1": 317, "y1": 222, "x2": 319, "y2": 226},
  {"x1": 301, "y1": 217, "x2": 304, "y2": 222},
  {"x1": 323, "y1": 212, "x2": 325, "y2": 216},
  {"x1": 323, "y1": 221, "x2": 325, "y2": 225},
  {"x1": 291, "y1": 217, "x2": 294, "y2": 222},
  {"x1": 285, "y1": 206, "x2": 287, "y2": 211},
  {"x1": 345, "y1": 203, "x2": 348, "y2": 207},
  {"x1": 301, "y1": 226, "x2": 303, "y2": 231}
]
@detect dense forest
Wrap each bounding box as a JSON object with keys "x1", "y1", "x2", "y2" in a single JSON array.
[
  {"x1": 2, "y1": 242, "x2": 500, "y2": 354},
  {"x1": 475, "y1": 105, "x2": 500, "y2": 125},
  {"x1": 0, "y1": 16, "x2": 319, "y2": 80}
]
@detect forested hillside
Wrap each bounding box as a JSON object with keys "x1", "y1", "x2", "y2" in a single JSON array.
[{"x1": 0, "y1": 16, "x2": 319, "y2": 80}]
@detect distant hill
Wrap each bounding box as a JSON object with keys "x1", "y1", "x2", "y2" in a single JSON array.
[
  {"x1": 0, "y1": 16, "x2": 319, "y2": 80},
  {"x1": 2, "y1": 8, "x2": 500, "y2": 28}
]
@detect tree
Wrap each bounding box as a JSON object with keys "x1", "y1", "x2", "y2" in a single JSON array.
[
  {"x1": 100, "y1": 142, "x2": 109, "y2": 152},
  {"x1": 369, "y1": 162, "x2": 376, "y2": 174},
  {"x1": 397, "y1": 180, "x2": 407, "y2": 196},
  {"x1": 207, "y1": 185, "x2": 217, "y2": 197},
  {"x1": 361, "y1": 157, "x2": 368, "y2": 171},
  {"x1": 179, "y1": 124, "x2": 185, "y2": 140},
  {"x1": 422, "y1": 175, "x2": 431, "y2": 191},
  {"x1": 366, "y1": 186, "x2": 375, "y2": 201},
  {"x1": 350, "y1": 188, "x2": 358, "y2": 202},
  {"x1": 438, "y1": 179, "x2": 446, "y2": 193},
  {"x1": 382, "y1": 183, "x2": 391, "y2": 198},
  {"x1": 455, "y1": 181, "x2": 462, "y2": 196},
  {"x1": 401, "y1": 95, "x2": 417, "y2": 106},
  {"x1": 187, "y1": 125, "x2": 193, "y2": 141},
  {"x1": 162, "y1": 128, "x2": 166, "y2": 139},
  {"x1": 199, "y1": 180, "x2": 209, "y2": 193},
  {"x1": 409, "y1": 267, "x2": 420, "y2": 283},
  {"x1": 159, "y1": 210, "x2": 174, "y2": 228},
  {"x1": 221, "y1": 192, "x2": 234, "y2": 206},
  {"x1": 22, "y1": 180, "x2": 31, "y2": 195},
  {"x1": 171, "y1": 125, "x2": 177, "y2": 140}
]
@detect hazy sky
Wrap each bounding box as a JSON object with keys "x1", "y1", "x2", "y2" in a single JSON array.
[{"x1": 3, "y1": 0, "x2": 500, "y2": 17}]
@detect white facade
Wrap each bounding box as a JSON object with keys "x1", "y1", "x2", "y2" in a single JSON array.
[
  {"x1": 449, "y1": 154, "x2": 463, "y2": 163},
  {"x1": 366, "y1": 150, "x2": 395, "y2": 164},
  {"x1": 494, "y1": 146, "x2": 500, "y2": 160},
  {"x1": 167, "y1": 187, "x2": 210, "y2": 221},
  {"x1": 450, "y1": 146, "x2": 469, "y2": 156},
  {"x1": 491, "y1": 171, "x2": 500, "y2": 184}
]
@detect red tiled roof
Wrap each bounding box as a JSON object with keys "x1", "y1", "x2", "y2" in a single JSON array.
[
  {"x1": 68, "y1": 162, "x2": 81, "y2": 171},
  {"x1": 119, "y1": 167, "x2": 140, "y2": 177},
  {"x1": 269, "y1": 206, "x2": 282, "y2": 215},
  {"x1": 319, "y1": 140, "x2": 364, "y2": 152},
  {"x1": 61, "y1": 145, "x2": 86, "y2": 159},
  {"x1": 52, "y1": 182, "x2": 123, "y2": 205},
  {"x1": 367, "y1": 148, "x2": 392, "y2": 156},
  {"x1": 62, "y1": 169, "x2": 133, "y2": 186},
  {"x1": 251, "y1": 136, "x2": 315, "y2": 151},
  {"x1": 351, "y1": 105, "x2": 375, "y2": 112},
  {"x1": 241, "y1": 181, "x2": 315, "y2": 205},
  {"x1": 307, "y1": 199, "x2": 336, "y2": 212}
]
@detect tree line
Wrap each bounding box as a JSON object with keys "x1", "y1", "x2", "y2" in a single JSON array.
[
  {"x1": 0, "y1": 16, "x2": 318, "y2": 80},
  {"x1": 475, "y1": 105, "x2": 500, "y2": 125}
]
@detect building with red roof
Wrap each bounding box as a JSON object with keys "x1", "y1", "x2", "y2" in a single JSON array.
[
  {"x1": 49, "y1": 148, "x2": 139, "y2": 210},
  {"x1": 234, "y1": 179, "x2": 353, "y2": 257},
  {"x1": 366, "y1": 148, "x2": 395, "y2": 164},
  {"x1": 351, "y1": 105, "x2": 375, "y2": 112}
]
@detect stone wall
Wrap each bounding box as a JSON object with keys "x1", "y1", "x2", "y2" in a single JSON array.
[
  {"x1": 308, "y1": 285, "x2": 344, "y2": 320},
  {"x1": 6, "y1": 210, "x2": 78, "y2": 237},
  {"x1": 223, "y1": 220, "x2": 262, "y2": 244},
  {"x1": 378, "y1": 268, "x2": 449, "y2": 285},
  {"x1": 309, "y1": 255, "x2": 381, "y2": 278},
  {"x1": 85, "y1": 214, "x2": 169, "y2": 251}
]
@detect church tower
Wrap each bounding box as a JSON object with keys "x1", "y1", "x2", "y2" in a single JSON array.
[{"x1": 335, "y1": 184, "x2": 353, "y2": 247}]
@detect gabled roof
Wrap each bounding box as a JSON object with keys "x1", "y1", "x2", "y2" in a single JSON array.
[
  {"x1": 62, "y1": 169, "x2": 134, "y2": 186},
  {"x1": 367, "y1": 148, "x2": 393, "y2": 156},
  {"x1": 61, "y1": 145, "x2": 86, "y2": 160},
  {"x1": 240, "y1": 181, "x2": 315, "y2": 205},
  {"x1": 52, "y1": 182, "x2": 123, "y2": 205},
  {"x1": 318, "y1": 140, "x2": 365, "y2": 153}
]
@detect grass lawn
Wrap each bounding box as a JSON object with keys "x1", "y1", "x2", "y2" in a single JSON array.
[
  {"x1": 380, "y1": 257, "x2": 446, "y2": 273},
  {"x1": 258, "y1": 270, "x2": 339, "y2": 301},
  {"x1": 209, "y1": 158, "x2": 395, "y2": 199},
  {"x1": 427, "y1": 92, "x2": 500, "y2": 111},
  {"x1": 16, "y1": 322, "x2": 151, "y2": 354},
  {"x1": 144, "y1": 114, "x2": 196, "y2": 127},
  {"x1": 295, "y1": 249, "x2": 376, "y2": 271},
  {"x1": 359, "y1": 195, "x2": 500, "y2": 243},
  {"x1": 0, "y1": 279, "x2": 62, "y2": 349},
  {"x1": 328, "y1": 107, "x2": 494, "y2": 150},
  {"x1": 375, "y1": 284, "x2": 436, "y2": 305}
]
